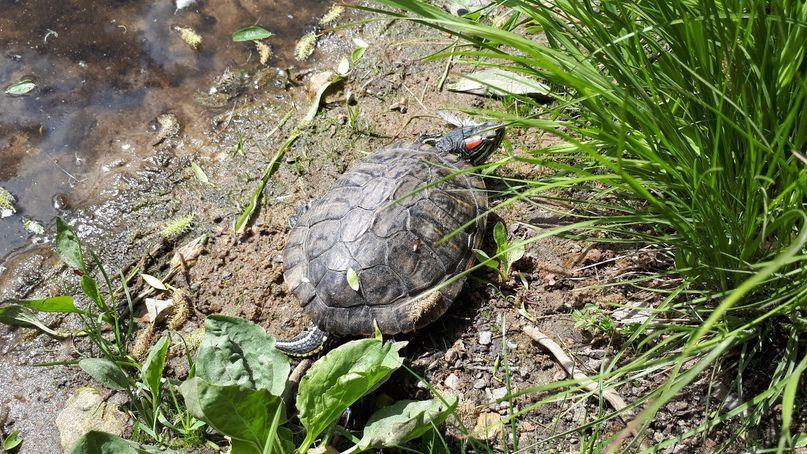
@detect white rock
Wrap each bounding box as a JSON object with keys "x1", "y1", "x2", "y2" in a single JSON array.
[
  {"x1": 490, "y1": 386, "x2": 508, "y2": 401},
  {"x1": 444, "y1": 373, "x2": 460, "y2": 390},
  {"x1": 478, "y1": 331, "x2": 492, "y2": 345}
]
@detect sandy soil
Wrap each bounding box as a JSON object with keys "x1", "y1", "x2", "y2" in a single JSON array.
[{"x1": 0, "y1": 7, "x2": 741, "y2": 453}]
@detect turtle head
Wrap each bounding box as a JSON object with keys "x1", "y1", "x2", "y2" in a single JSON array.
[{"x1": 435, "y1": 122, "x2": 505, "y2": 165}]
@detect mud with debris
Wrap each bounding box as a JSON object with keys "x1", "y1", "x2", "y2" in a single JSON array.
[{"x1": 0, "y1": 4, "x2": 734, "y2": 453}]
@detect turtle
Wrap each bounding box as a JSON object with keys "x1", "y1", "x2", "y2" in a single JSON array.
[{"x1": 275, "y1": 122, "x2": 505, "y2": 356}]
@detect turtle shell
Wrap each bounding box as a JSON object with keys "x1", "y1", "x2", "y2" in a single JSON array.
[{"x1": 282, "y1": 141, "x2": 486, "y2": 336}]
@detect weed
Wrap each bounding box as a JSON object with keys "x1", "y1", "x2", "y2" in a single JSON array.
[
  {"x1": 372, "y1": 0, "x2": 807, "y2": 450},
  {"x1": 572, "y1": 304, "x2": 616, "y2": 338},
  {"x1": 159, "y1": 214, "x2": 195, "y2": 240},
  {"x1": 475, "y1": 221, "x2": 525, "y2": 282}
]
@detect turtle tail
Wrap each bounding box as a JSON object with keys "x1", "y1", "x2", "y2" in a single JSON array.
[{"x1": 275, "y1": 326, "x2": 328, "y2": 357}]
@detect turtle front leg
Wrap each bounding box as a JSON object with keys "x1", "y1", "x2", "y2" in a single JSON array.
[{"x1": 276, "y1": 325, "x2": 329, "y2": 357}]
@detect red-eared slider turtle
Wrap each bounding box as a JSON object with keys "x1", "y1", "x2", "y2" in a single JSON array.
[{"x1": 276, "y1": 123, "x2": 505, "y2": 356}]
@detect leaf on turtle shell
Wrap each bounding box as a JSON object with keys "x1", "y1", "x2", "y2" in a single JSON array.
[
  {"x1": 232, "y1": 26, "x2": 273, "y2": 42},
  {"x1": 190, "y1": 162, "x2": 211, "y2": 186},
  {"x1": 346, "y1": 267, "x2": 360, "y2": 291},
  {"x1": 2, "y1": 431, "x2": 22, "y2": 451},
  {"x1": 448, "y1": 68, "x2": 550, "y2": 98}
]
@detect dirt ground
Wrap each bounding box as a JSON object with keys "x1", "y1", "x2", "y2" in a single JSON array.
[{"x1": 0, "y1": 8, "x2": 743, "y2": 454}]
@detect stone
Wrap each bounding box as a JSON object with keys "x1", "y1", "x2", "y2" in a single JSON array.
[
  {"x1": 56, "y1": 387, "x2": 129, "y2": 452},
  {"x1": 472, "y1": 412, "x2": 503, "y2": 441},
  {"x1": 473, "y1": 378, "x2": 487, "y2": 389},
  {"x1": 444, "y1": 373, "x2": 460, "y2": 390},
  {"x1": 490, "y1": 387, "x2": 508, "y2": 401},
  {"x1": 479, "y1": 331, "x2": 492, "y2": 345}
]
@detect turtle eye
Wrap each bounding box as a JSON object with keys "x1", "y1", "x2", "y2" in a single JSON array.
[{"x1": 463, "y1": 136, "x2": 484, "y2": 151}]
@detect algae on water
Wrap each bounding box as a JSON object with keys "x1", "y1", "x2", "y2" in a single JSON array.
[{"x1": 0, "y1": 186, "x2": 15, "y2": 219}]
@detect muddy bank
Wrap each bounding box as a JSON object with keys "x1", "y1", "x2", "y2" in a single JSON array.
[
  {"x1": 0, "y1": 4, "x2": 721, "y2": 452},
  {"x1": 0, "y1": 0, "x2": 330, "y2": 259}
]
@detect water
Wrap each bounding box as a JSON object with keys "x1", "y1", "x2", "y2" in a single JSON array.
[{"x1": 0, "y1": 0, "x2": 328, "y2": 261}]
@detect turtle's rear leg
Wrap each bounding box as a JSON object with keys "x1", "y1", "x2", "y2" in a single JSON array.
[
  {"x1": 288, "y1": 202, "x2": 311, "y2": 228},
  {"x1": 276, "y1": 325, "x2": 328, "y2": 357}
]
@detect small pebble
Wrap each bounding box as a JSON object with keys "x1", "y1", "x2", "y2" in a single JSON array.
[
  {"x1": 479, "y1": 331, "x2": 492, "y2": 345},
  {"x1": 490, "y1": 387, "x2": 507, "y2": 401},
  {"x1": 473, "y1": 378, "x2": 487, "y2": 389},
  {"x1": 444, "y1": 373, "x2": 460, "y2": 390}
]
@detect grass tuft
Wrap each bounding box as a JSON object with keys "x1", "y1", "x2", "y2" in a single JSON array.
[{"x1": 372, "y1": 0, "x2": 807, "y2": 450}]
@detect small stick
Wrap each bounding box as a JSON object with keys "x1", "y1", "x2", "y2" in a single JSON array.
[{"x1": 521, "y1": 324, "x2": 630, "y2": 418}]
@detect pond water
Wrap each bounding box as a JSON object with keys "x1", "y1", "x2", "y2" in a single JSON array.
[{"x1": 0, "y1": 0, "x2": 328, "y2": 262}]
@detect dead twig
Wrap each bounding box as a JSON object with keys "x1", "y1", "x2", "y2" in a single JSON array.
[{"x1": 521, "y1": 324, "x2": 630, "y2": 419}]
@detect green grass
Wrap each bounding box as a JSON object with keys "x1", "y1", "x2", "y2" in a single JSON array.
[{"x1": 370, "y1": 0, "x2": 807, "y2": 450}]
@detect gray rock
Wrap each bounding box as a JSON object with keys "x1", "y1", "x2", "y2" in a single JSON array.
[
  {"x1": 479, "y1": 331, "x2": 493, "y2": 346},
  {"x1": 473, "y1": 378, "x2": 487, "y2": 389}
]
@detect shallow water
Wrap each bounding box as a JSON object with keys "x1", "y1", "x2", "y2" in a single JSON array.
[{"x1": 0, "y1": 0, "x2": 328, "y2": 260}]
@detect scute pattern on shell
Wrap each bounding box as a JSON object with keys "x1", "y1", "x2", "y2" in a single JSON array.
[{"x1": 283, "y1": 141, "x2": 486, "y2": 336}]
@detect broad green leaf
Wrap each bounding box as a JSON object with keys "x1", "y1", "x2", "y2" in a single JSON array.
[
  {"x1": 180, "y1": 377, "x2": 283, "y2": 453},
  {"x1": 79, "y1": 358, "x2": 129, "y2": 391},
  {"x1": 346, "y1": 267, "x2": 360, "y2": 291},
  {"x1": 232, "y1": 26, "x2": 273, "y2": 42},
  {"x1": 3, "y1": 431, "x2": 22, "y2": 451},
  {"x1": 81, "y1": 275, "x2": 107, "y2": 311},
  {"x1": 472, "y1": 249, "x2": 499, "y2": 270},
  {"x1": 5, "y1": 80, "x2": 35, "y2": 96},
  {"x1": 56, "y1": 217, "x2": 86, "y2": 272},
  {"x1": 196, "y1": 316, "x2": 289, "y2": 396},
  {"x1": 141, "y1": 273, "x2": 167, "y2": 291},
  {"x1": 12, "y1": 296, "x2": 79, "y2": 313},
  {"x1": 141, "y1": 336, "x2": 170, "y2": 399},
  {"x1": 505, "y1": 241, "x2": 525, "y2": 267},
  {"x1": 0, "y1": 305, "x2": 67, "y2": 338},
  {"x1": 297, "y1": 338, "x2": 404, "y2": 448},
  {"x1": 492, "y1": 221, "x2": 508, "y2": 251},
  {"x1": 356, "y1": 396, "x2": 458, "y2": 450},
  {"x1": 69, "y1": 431, "x2": 148, "y2": 454}
]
